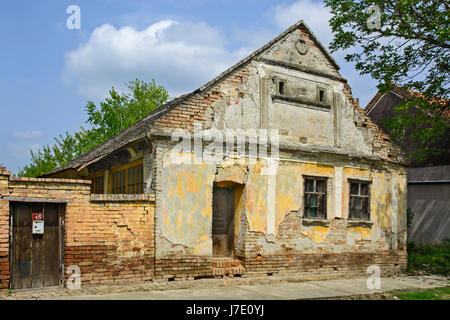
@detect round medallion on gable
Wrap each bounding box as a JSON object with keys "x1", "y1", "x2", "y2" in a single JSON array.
[{"x1": 296, "y1": 38, "x2": 309, "y2": 55}]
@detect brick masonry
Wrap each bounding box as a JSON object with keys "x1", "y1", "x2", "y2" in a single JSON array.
[
  {"x1": 0, "y1": 168, "x2": 10, "y2": 291},
  {"x1": 0, "y1": 170, "x2": 155, "y2": 291},
  {"x1": 240, "y1": 207, "x2": 407, "y2": 277}
]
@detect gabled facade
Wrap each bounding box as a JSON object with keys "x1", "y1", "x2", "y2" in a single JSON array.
[{"x1": 28, "y1": 20, "x2": 411, "y2": 282}]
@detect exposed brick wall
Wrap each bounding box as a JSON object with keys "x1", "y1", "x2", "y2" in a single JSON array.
[
  {"x1": 155, "y1": 256, "x2": 212, "y2": 280},
  {"x1": 243, "y1": 251, "x2": 407, "y2": 277},
  {"x1": 0, "y1": 168, "x2": 11, "y2": 291},
  {"x1": 342, "y1": 83, "x2": 407, "y2": 163},
  {"x1": 66, "y1": 195, "x2": 155, "y2": 285},
  {"x1": 241, "y1": 212, "x2": 407, "y2": 277},
  {"x1": 0, "y1": 176, "x2": 155, "y2": 291},
  {"x1": 152, "y1": 67, "x2": 251, "y2": 131}
]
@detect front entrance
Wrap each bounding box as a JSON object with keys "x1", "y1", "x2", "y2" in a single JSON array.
[
  {"x1": 10, "y1": 202, "x2": 64, "y2": 290},
  {"x1": 212, "y1": 187, "x2": 235, "y2": 257}
]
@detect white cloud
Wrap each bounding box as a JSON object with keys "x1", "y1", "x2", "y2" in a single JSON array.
[
  {"x1": 12, "y1": 130, "x2": 43, "y2": 139},
  {"x1": 272, "y1": 0, "x2": 333, "y2": 46},
  {"x1": 63, "y1": 20, "x2": 247, "y2": 99},
  {"x1": 63, "y1": 2, "x2": 378, "y2": 108}
]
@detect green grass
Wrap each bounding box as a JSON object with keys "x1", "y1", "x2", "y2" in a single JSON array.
[
  {"x1": 395, "y1": 287, "x2": 450, "y2": 300},
  {"x1": 407, "y1": 239, "x2": 450, "y2": 276}
]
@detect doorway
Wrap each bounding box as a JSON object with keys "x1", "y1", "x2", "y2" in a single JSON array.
[
  {"x1": 10, "y1": 202, "x2": 64, "y2": 289},
  {"x1": 212, "y1": 187, "x2": 236, "y2": 257}
]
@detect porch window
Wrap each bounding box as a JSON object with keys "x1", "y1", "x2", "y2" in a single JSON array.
[
  {"x1": 111, "y1": 160, "x2": 143, "y2": 194},
  {"x1": 303, "y1": 176, "x2": 327, "y2": 219},
  {"x1": 91, "y1": 175, "x2": 104, "y2": 194},
  {"x1": 348, "y1": 180, "x2": 371, "y2": 221}
]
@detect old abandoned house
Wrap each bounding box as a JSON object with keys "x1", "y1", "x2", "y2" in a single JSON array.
[{"x1": 0, "y1": 20, "x2": 408, "y2": 291}]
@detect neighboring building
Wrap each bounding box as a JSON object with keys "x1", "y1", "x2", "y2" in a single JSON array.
[
  {"x1": 0, "y1": 20, "x2": 409, "y2": 291},
  {"x1": 407, "y1": 165, "x2": 450, "y2": 244},
  {"x1": 366, "y1": 85, "x2": 450, "y2": 244}
]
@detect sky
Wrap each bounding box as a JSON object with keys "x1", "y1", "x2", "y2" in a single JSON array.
[{"x1": 0, "y1": 0, "x2": 379, "y2": 174}]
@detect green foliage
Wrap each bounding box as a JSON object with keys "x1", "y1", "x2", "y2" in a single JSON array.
[
  {"x1": 407, "y1": 239, "x2": 450, "y2": 276},
  {"x1": 324, "y1": 0, "x2": 449, "y2": 161},
  {"x1": 406, "y1": 207, "x2": 414, "y2": 229},
  {"x1": 84, "y1": 79, "x2": 168, "y2": 147},
  {"x1": 18, "y1": 79, "x2": 168, "y2": 177}
]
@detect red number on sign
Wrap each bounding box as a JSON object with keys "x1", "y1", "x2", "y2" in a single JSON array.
[{"x1": 32, "y1": 213, "x2": 43, "y2": 221}]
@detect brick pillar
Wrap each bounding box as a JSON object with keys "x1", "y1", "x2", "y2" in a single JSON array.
[{"x1": 0, "y1": 167, "x2": 10, "y2": 291}]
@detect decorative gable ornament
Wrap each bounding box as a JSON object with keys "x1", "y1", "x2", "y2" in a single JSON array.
[{"x1": 295, "y1": 38, "x2": 309, "y2": 55}]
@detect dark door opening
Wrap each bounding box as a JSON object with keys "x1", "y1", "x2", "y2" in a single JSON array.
[
  {"x1": 10, "y1": 202, "x2": 64, "y2": 290},
  {"x1": 212, "y1": 187, "x2": 235, "y2": 257}
]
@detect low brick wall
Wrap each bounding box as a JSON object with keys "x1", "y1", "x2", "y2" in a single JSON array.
[
  {"x1": 0, "y1": 169, "x2": 10, "y2": 291},
  {"x1": 66, "y1": 195, "x2": 155, "y2": 285},
  {"x1": 0, "y1": 171, "x2": 155, "y2": 291},
  {"x1": 243, "y1": 251, "x2": 407, "y2": 277}
]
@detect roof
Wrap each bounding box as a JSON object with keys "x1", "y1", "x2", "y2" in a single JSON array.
[
  {"x1": 365, "y1": 85, "x2": 450, "y2": 167},
  {"x1": 365, "y1": 85, "x2": 412, "y2": 116},
  {"x1": 43, "y1": 20, "x2": 342, "y2": 177},
  {"x1": 366, "y1": 84, "x2": 450, "y2": 118}
]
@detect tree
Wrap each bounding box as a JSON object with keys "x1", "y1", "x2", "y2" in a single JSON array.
[
  {"x1": 324, "y1": 0, "x2": 449, "y2": 162},
  {"x1": 18, "y1": 79, "x2": 169, "y2": 177}
]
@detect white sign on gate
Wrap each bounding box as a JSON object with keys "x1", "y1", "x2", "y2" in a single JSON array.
[{"x1": 32, "y1": 212, "x2": 44, "y2": 234}]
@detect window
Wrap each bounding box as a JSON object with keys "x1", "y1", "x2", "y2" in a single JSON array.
[
  {"x1": 278, "y1": 81, "x2": 285, "y2": 95},
  {"x1": 111, "y1": 161, "x2": 143, "y2": 194},
  {"x1": 303, "y1": 176, "x2": 327, "y2": 219},
  {"x1": 349, "y1": 180, "x2": 370, "y2": 220},
  {"x1": 316, "y1": 87, "x2": 327, "y2": 104},
  {"x1": 91, "y1": 175, "x2": 104, "y2": 194},
  {"x1": 319, "y1": 90, "x2": 325, "y2": 102}
]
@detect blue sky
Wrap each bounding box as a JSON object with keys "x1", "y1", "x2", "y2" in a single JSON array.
[{"x1": 0, "y1": 0, "x2": 378, "y2": 174}]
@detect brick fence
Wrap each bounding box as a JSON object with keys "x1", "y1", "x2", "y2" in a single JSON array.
[{"x1": 0, "y1": 168, "x2": 155, "y2": 291}]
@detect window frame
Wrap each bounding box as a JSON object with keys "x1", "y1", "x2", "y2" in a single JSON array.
[
  {"x1": 348, "y1": 179, "x2": 371, "y2": 221},
  {"x1": 303, "y1": 175, "x2": 328, "y2": 219},
  {"x1": 109, "y1": 159, "x2": 144, "y2": 194},
  {"x1": 89, "y1": 173, "x2": 104, "y2": 194}
]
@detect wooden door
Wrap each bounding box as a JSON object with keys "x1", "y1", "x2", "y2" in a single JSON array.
[
  {"x1": 11, "y1": 202, "x2": 63, "y2": 290},
  {"x1": 212, "y1": 187, "x2": 235, "y2": 257}
]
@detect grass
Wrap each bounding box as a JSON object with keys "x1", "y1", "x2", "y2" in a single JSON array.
[
  {"x1": 407, "y1": 239, "x2": 450, "y2": 276},
  {"x1": 395, "y1": 287, "x2": 450, "y2": 300},
  {"x1": 336, "y1": 287, "x2": 450, "y2": 300}
]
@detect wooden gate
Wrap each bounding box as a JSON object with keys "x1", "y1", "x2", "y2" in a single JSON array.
[
  {"x1": 10, "y1": 202, "x2": 64, "y2": 290},
  {"x1": 212, "y1": 187, "x2": 235, "y2": 257}
]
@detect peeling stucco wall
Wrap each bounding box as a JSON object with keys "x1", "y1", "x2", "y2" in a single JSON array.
[{"x1": 157, "y1": 149, "x2": 215, "y2": 256}]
